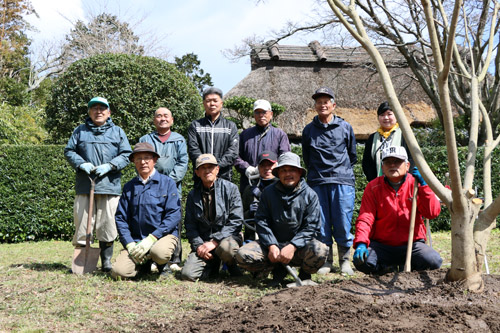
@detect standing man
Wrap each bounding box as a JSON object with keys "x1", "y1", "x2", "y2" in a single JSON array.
[
  {"x1": 139, "y1": 107, "x2": 188, "y2": 271},
  {"x1": 234, "y1": 99, "x2": 290, "y2": 192},
  {"x1": 111, "y1": 143, "x2": 181, "y2": 279},
  {"x1": 302, "y1": 87, "x2": 357, "y2": 276},
  {"x1": 236, "y1": 152, "x2": 329, "y2": 287},
  {"x1": 353, "y1": 147, "x2": 442, "y2": 274},
  {"x1": 65, "y1": 96, "x2": 132, "y2": 272},
  {"x1": 181, "y1": 154, "x2": 243, "y2": 281},
  {"x1": 187, "y1": 87, "x2": 239, "y2": 181}
]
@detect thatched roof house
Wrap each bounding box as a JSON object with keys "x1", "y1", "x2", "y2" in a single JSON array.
[{"x1": 225, "y1": 41, "x2": 436, "y2": 140}]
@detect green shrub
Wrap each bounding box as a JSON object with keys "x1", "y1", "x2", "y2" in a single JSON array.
[
  {"x1": 0, "y1": 144, "x2": 498, "y2": 243},
  {"x1": 0, "y1": 104, "x2": 48, "y2": 144},
  {"x1": 45, "y1": 53, "x2": 204, "y2": 144}
]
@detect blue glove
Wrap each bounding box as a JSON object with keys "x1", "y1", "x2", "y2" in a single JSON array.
[
  {"x1": 249, "y1": 202, "x2": 258, "y2": 214},
  {"x1": 94, "y1": 163, "x2": 113, "y2": 177},
  {"x1": 353, "y1": 243, "x2": 368, "y2": 266},
  {"x1": 79, "y1": 162, "x2": 95, "y2": 174},
  {"x1": 411, "y1": 167, "x2": 427, "y2": 186}
]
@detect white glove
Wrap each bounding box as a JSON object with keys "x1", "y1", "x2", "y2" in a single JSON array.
[
  {"x1": 94, "y1": 163, "x2": 112, "y2": 177},
  {"x1": 245, "y1": 166, "x2": 258, "y2": 179},
  {"x1": 129, "y1": 234, "x2": 157, "y2": 260},
  {"x1": 79, "y1": 163, "x2": 95, "y2": 174}
]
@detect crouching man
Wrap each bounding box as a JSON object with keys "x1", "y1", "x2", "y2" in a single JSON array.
[
  {"x1": 180, "y1": 154, "x2": 243, "y2": 281},
  {"x1": 236, "y1": 152, "x2": 329, "y2": 287},
  {"x1": 353, "y1": 146, "x2": 442, "y2": 274},
  {"x1": 111, "y1": 142, "x2": 181, "y2": 279}
]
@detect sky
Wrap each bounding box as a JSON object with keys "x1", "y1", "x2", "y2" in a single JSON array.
[{"x1": 26, "y1": 0, "x2": 324, "y2": 94}]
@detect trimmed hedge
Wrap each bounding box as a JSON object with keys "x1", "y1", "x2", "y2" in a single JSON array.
[{"x1": 0, "y1": 144, "x2": 498, "y2": 243}]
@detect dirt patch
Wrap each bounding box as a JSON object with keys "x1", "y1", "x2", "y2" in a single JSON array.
[{"x1": 150, "y1": 269, "x2": 500, "y2": 332}]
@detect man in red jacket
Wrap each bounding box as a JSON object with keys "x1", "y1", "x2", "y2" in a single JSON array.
[{"x1": 353, "y1": 146, "x2": 442, "y2": 274}]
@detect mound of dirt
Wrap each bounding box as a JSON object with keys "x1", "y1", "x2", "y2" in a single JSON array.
[{"x1": 154, "y1": 269, "x2": 500, "y2": 332}]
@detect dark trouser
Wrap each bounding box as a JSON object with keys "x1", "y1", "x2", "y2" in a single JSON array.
[
  {"x1": 354, "y1": 240, "x2": 442, "y2": 274},
  {"x1": 235, "y1": 239, "x2": 329, "y2": 274}
]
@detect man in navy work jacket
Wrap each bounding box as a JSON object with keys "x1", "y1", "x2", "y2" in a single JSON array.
[
  {"x1": 187, "y1": 87, "x2": 239, "y2": 181},
  {"x1": 234, "y1": 99, "x2": 290, "y2": 192},
  {"x1": 111, "y1": 142, "x2": 181, "y2": 279},
  {"x1": 139, "y1": 107, "x2": 188, "y2": 271},
  {"x1": 64, "y1": 96, "x2": 132, "y2": 272},
  {"x1": 302, "y1": 87, "x2": 357, "y2": 276}
]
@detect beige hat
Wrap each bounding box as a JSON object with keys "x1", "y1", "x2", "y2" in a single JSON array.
[{"x1": 195, "y1": 154, "x2": 218, "y2": 169}]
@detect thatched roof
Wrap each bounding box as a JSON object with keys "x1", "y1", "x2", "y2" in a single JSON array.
[{"x1": 225, "y1": 41, "x2": 436, "y2": 140}]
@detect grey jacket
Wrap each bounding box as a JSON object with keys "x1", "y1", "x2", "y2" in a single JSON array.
[{"x1": 184, "y1": 178, "x2": 243, "y2": 251}]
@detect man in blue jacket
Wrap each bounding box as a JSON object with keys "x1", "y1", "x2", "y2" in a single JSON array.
[
  {"x1": 64, "y1": 97, "x2": 132, "y2": 272},
  {"x1": 181, "y1": 154, "x2": 244, "y2": 281},
  {"x1": 139, "y1": 107, "x2": 188, "y2": 271},
  {"x1": 234, "y1": 99, "x2": 290, "y2": 192},
  {"x1": 111, "y1": 142, "x2": 181, "y2": 279},
  {"x1": 302, "y1": 87, "x2": 357, "y2": 276},
  {"x1": 236, "y1": 152, "x2": 328, "y2": 287},
  {"x1": 187, "y1": 87, "x2": 239, "y2": 181}
]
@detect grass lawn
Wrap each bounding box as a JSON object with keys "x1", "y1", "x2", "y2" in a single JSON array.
[{"x1": 1, "y1": 229, "x2": 498, "y2": 332}]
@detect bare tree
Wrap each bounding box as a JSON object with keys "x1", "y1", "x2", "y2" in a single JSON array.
[{"x1": 325, "y1": 0, "x2": 500, "y2": 291}]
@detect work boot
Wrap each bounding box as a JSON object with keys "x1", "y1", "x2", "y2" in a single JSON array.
[
  {"x1": 337, "y1": 245, "x2": 354, "y2": 276},
  {"x1": 99, "y1": 241, "x2": 114, "y2": 272},
  {"x1": 317, "y1": 245, "x2": 333, "y2": 275},
  {"x1": 267, "y1": 265, "x2": 287, "y2": 288}
]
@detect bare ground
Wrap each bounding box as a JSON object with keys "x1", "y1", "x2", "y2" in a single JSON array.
[{"x1": 149, "y1": 269, "x2": 500, "y2": 332}]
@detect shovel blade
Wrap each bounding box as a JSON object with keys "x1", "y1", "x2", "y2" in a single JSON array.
[
  {"x1": 72, "y1": 247, "x2": 101, "y2": 274},
  {"x1": 286, "y1": 279, "x2": 318, "y2": 288}
]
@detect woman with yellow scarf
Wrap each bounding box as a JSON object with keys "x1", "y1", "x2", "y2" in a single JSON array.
[{"x1": 362, "y1": 102, "x2": 414, "y2": 182}]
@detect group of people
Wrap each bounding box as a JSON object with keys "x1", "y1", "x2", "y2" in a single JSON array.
[{"x1": 64, "y1": 86, "x2": 442, "y2": 286}]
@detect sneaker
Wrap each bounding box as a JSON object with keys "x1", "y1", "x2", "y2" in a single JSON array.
[
  {"x1": 169, "y1": 263, "x2": 182, "y2": 272},
  {"x1": 160, "y1": 264, "x2": 173, "y2": 277},
  {"x1": 317, "y1": 261, "x2": 333, "y2": 275},
  {"x1": 150, "y1": 262, "x2": 159, "y2": 273}
]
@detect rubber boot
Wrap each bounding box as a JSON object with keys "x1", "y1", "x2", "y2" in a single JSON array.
[
  {"x1": 99, "y1": 241, "x2": 113, "y2": 272},
  {"x1": 317, "y1": 245, "x2": 333, "y2": 275},
  {"x1": 337, "y1": 245, "x2": 354, "y2": 276}
]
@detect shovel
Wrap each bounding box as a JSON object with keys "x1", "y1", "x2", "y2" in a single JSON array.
[
  {"x1": 404, "y1": 181, "x2": 419, "y2": 272},
  {"x1": 284, "y1": 264, "x2": 317, "y2": 288},
  {"x1": 72, "y1": 174, "x2": 101, "y2": 274}
]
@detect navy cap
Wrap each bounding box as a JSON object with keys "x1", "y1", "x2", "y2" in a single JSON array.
[
  {"x1": 257, "y1": 151, "x2": 278, "y2": 165},
  {"x1": 312, "y1": 87, "x2": 335, "y2": 100}
]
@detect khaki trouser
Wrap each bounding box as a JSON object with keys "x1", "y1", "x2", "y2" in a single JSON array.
[
  {"x1": 72, "y1": 194, "x2": 119, "y2": 247},
  {"x1": 180, "y1": 236, "x2": 241, "y2": 281},
  {"x1": 111, "y1": 234, "x2": 178, "y2": 279},
  {"x1": 235, "y1": 239, "x2": 329, "y2": 274}
]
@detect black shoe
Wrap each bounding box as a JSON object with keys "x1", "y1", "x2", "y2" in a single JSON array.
[
  {"x1": 99, "y1": 241, "x2": 113, "y2": 272},
  {"x1": 267, "y1": 265, "x2": 287, "y2": 288},
  {"x1": 227, "y1": 264, "x2": 243, "y2": 277},
  {"x1": 298, "y1": 270, "x2": 311, "y2": 281}
]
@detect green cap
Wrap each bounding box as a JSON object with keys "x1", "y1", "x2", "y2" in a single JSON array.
[{"x1": 88, "y1": 97, "x2": 109, "y2": 109}]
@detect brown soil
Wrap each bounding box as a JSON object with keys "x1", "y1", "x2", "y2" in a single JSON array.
[{"x1": 151, "y1": 269, "x2": 500, "y2": 332}]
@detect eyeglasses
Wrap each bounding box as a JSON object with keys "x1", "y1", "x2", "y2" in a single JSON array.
[{"x1": 134, "y1": 156, "x2": 154, "y2": 162}]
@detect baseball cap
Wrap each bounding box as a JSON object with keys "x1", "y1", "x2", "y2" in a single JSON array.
[
  {"x1": 381, "y1": 146, "x2": 408, "y2": 161},
  {"x1": 253, "y1": 99, "x2": 272, "y2": 112},
  {"x1": 272, "y1": 152, "x2": 306, "y2": 177},
  {"x1": 257, "y1": 151, "x2": 278, "y2": 165},
  {"x1": 88, "y1": 97, "x2": 109, "y2": 109},
  {"x1": 202, "y1": 87, "x2": 223, "y2": 99},
  {"x1": 312, "y1": 87, "x2": 335, "y2": 100},
  {"x1": 129, "y1": 142, "x2": 160, "y2": 162},
  {"x1": 195, "y1": 154, "x2": 218, "y2": 169}
]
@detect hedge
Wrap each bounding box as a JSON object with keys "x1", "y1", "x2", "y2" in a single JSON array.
[{"x1": 0, "y1": 144, "x2": 498, "y2": 243}]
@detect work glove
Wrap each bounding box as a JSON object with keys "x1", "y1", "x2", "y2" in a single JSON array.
[
  {"x1": 130, "y1": 234, "x2": 157, "y2": 260},
  {"x1": 353, "y1": 243, "x2": 368, "y2": 266},
  {"x1": 94, "y1": 163, "x2": 113, "y2": 177},
  {"x1": 245, "y1": 166, "x2": 259, "y2": 179},
  {"x1": 411, "y1": 167, "x2": 427, "y2": 186},
  {"x1": 79, "y1": 162, "x2": 95, "y2": 174},
  {"x1": 249, "y1": 202, "x2": 259, "y2": 214},
  {"x1": 126, "y1": 242, "x2": 143, "y2": 264}
]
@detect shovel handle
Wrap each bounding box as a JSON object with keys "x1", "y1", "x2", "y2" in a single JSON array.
[
  {"x1": 85, "y1": 175, "x2": 97, "y2": 248},
  {"x1": 283, "y1": 264, "x2": 303, "y2": 286},
  {"x1": 404, "y1": 181, "x2": 419, "y2": 272}
]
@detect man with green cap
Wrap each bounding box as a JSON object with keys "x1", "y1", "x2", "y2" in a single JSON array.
[{"x1": 64, "y1": 97, "x2": 132, "y2": 272}]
